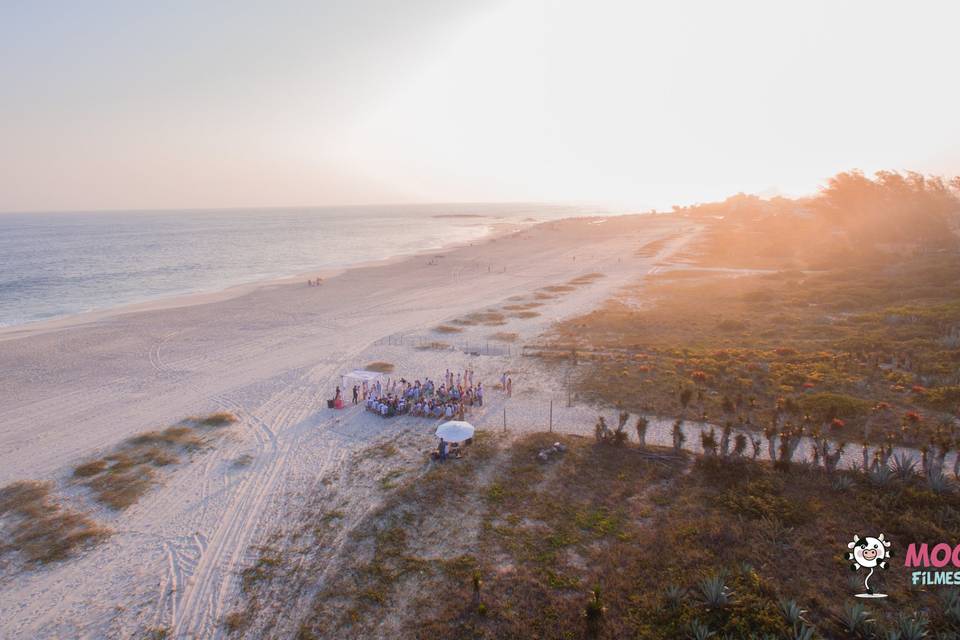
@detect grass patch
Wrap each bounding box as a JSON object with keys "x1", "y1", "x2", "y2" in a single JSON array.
[
  {"x1": 453, "y1": 311, "x2": 508, "y2": 326},
  {"x1": 73, "y1": 460, "x2": 107, "y2": 478},
  {"x1": 489, "y1": 332, "x2": 518, "y2": 342},
  {"x1": 74, "y1": 423, "x2": 213, "y2": 510},
  {"x1": 197, "y1": 412, "x2": 238, "y2": 427},
  {"x1": 434, "y1": 325, "x2": 463, "y2": 334},
  {"x1": 365, "y1": 361, "x2": 395, "y2": 374},
  {"x1": 568, "y1": 272, "x2": 605, "y2": 285},
  {"x1": 508, "y1": 311, "x2": 540, "y2": 319},
  {"x1": 0, "y1": 481, "x2": 110, "y2": 564}
]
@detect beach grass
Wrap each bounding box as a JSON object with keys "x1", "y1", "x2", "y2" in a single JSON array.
[
  {"x1": 0, "y1": 480, "x2": 109, "y2": 564},
  {"x1": 72, "y1": 416, "x2": 229, "y2": 510},
  {"x1": 365, "y1": 361, "x2": 395, "y2": 374},
  {"x1": 434, "y1": 325, "x2": 463, "y2": 334}
]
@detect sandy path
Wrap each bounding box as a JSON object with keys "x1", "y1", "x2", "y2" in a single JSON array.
[{"x1": 0, "y1": 214, "x2": 689, "y2": 639}]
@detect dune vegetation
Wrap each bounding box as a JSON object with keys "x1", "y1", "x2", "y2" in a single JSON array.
[
  {"x1": 0, "y1": 481, "x2": 109, "y2": 565},
  {"x1": 233, "y1": 431, "x2": 960, "y2": 639},
  {"x1": 72, "y1": 414, "x2": 235, "y2": 510},
  {"x1": 547, "y1": 171, "x2": 960, "y2": 456}
]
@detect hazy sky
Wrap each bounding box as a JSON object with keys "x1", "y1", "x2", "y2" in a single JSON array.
[{"x1": 2, "y1": 0, "x2": 958, "y2": 212}]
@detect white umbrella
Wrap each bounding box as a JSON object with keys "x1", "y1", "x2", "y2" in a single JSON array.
[{"x1": 436, "y1": 421, "x2": 475, "y2": 443}]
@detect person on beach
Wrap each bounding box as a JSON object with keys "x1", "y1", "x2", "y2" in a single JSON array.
[
  {"x1": 477, "y1": 382, "x2": 483, "y2": 406},
  {"x1": 500, "y1": 372, "x2": 507, "y2": 392},
  {"x1": 506, "y1": 377, "x2": 512, "y2": 397},
  {"x1": 438, "y1": 438, "x2": 447, "y2": 462},
  {"x1": 334, "y1": 386, "x2": 344, "y2": 409},
  {"x1": 352, "y1": 385, "x2": 359, "y2": 405}
]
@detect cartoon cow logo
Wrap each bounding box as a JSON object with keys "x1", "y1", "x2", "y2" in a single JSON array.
[{"x1": 845, "y1": 534, "x2": 891, "y2": 598}]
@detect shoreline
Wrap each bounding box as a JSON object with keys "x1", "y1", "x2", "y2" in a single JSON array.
[{"x1": 0, "y1": 218, "x2": 533, "y2": 342}]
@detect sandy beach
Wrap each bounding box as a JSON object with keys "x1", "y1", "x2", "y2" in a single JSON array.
[{"x1": 0, "y1": 214, "x2": 692, "y2": 639}]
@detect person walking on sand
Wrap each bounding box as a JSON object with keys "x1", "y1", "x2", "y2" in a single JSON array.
[
  {"x1": 438, "y1": 438, "x2": 447, "y2": 462},
  {"x1": 352, "y1": 385, "x2": 359, "y2": 405},
  {"x1": 506, "y1": 377, "x2": 512, "y2": 397},
  {"x1": 477, "y1": 382, "x2": 483, "y2": 406},
  {"x1": 500, "y1": 372, "x2": 507, "y2": 392}
]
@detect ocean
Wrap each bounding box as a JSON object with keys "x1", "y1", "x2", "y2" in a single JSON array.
[{"x1": 0, "y1": 203, "x2": 597, "y2": 328}]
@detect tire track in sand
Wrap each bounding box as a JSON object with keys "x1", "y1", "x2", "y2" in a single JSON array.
[{"x1": 168, "y1": 372, "x2": 331, "y2": 639}]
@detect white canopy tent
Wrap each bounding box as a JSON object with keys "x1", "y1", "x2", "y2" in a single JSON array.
[
  {"x1": 341, "y1": 369, "x2": 384, "y2": 389},
  {"x1": 436, "y1": 421, "x2": 475, "y2": 443}
]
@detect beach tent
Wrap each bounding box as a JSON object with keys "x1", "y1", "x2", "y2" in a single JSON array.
[
  {"x1": 341, "y1": 369, "x2": 384, "y2": 389},
  {"x1": 436, "y1": 421, "x2": 475, "y2": 443}
]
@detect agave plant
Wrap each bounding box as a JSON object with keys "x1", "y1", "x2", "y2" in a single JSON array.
[
  {"x1": 758, "y1": 516, "x2": 794, "y2": 548},
  {"x1": 842, "y1": 602, "x2": 874, "y2": 635},
  {"x1": 792, "y1": 625, "x2": 816, "y2": 640},
  {"x1": 940, "y1": 588, "x2": 960, "y2": 624},
  {"x1": 868, "y1": 464, "x2": 894, "y2": 487},
  {"x1": 893, "y1": 611, "x2": 929, "y2": 640},
  {"x1": 832, "y1": 474, "x2": 855, "y2": 491},
  {"x1": 687, "y1": 619, "x2": 715, "y2": 640},
  {"x1": 927, "y1": 468, "x2": 951, "y2": 494},
  {"x1": 779, "y1": 598, "x2": 806, "y2": 628},
  {"x1": 663, "y1": 584, "x2": 686, "y2": 608},
  {"x1": 699, "y1": 575, "x2": 731, "y2": 608},
  {"x1": 891, "y1": 452, "x2": 918, "y2": 481}
]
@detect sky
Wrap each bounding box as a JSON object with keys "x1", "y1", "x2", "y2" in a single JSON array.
[{"x1": 1, "y1": 0, "x2": 958, "y2": 213}]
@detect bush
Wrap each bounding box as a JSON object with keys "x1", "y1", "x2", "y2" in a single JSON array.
[{"x1": 798, "y1": 393, "x2": 871, "y2": 421}]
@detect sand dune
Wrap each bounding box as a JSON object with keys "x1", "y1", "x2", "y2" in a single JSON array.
[{"x1": 0, "y1": 214, "x2": 692, "y2": 639}]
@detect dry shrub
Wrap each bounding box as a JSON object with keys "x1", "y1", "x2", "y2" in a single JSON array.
[
  {"x1": 126, "y1": 426, "x2": 203, "y2": 450},
  {"x1": 455, "y1": 311, "x2": 506, "y2": 326},
  {"x1": 489, "y1": 332, "x2": 518, "y2": 342},
  {"x1": 73, "y1": 460, "x2": 107, "y2": 478},
  {"x1": 568, "y1": 273, "x2": 605, "y2": 285},
  {"x1": 87, "y1": 464, "x2": 156, "y2": 510},
  {"x1": 509, "y1": 311, "x2": 540, "y2": 319},
  {"x1": 0, "y1": 481, "x2": 109, "y2": 564},
  {"x1": 434, "y1": 325, "x2": 463, "y2": 334},
  {"x1": 541, "y1": 285, "x2": 576, "y2": 293},
  {"x1": 198, "y1": 412, "x2": 238, "y2": 427},
  {"x1": 74, "y1": 424, "x2": 211, "y2": 510},
  {"x1": 534, "y1": 292, "x2": 556, "y2": 300},
  {"x1": 366, "y1": 361, "x2": 395, "y2": 373},
  {"x1": 501, "y1": 304, "x2": 526, "y2": 311}
]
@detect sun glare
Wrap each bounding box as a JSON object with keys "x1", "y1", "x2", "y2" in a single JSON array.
[{"x1": 348, "y1": 0, "x2": 960, "y2": 209}]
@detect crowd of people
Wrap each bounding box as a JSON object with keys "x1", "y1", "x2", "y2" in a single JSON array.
[
  {"x1": 331, "y1": 368, "x2": 513, "y2": 419},
  {"x1": 360, "y1": 368, "x2": 483, "y2": 419}
]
